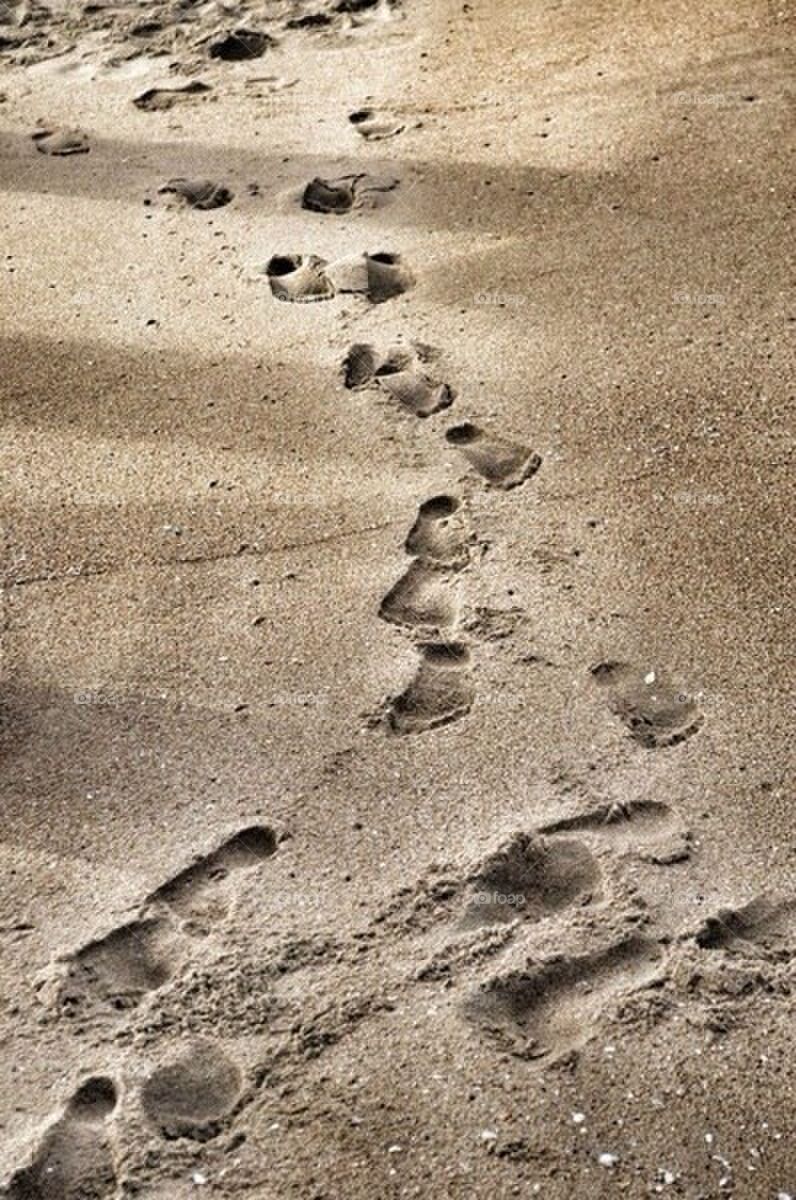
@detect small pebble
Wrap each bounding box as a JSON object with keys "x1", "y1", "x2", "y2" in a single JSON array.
[{"x1": 599, "y1": 1153, "x2": 619, "y2": 1168}]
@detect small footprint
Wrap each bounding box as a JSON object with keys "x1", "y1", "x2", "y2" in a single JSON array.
[
  {"x1": 463, "y1": 934, "x2": 663, "y2": 1060},
  {"x1": 695, "y1": 895, "x2": 796, "y2": 957},
  {"x1": 343, "y1": 342, "x2": 454, "y2": 416},
  {"x1": 387, "y1": 641, "x2": 474, "y2": 735},
  {"x1": 591, "y1": 661, "x2": 703, "y2": 749},
  {"x1": 133, "y1": 81, "x2": 212, "y2": 112},
  {"x1": 147, "y1": 824, "x2": 276, "y2": 925},
  {"x1": 6, "y1": 1076, "x2": 118, "y2": 1199},
  {"x1": 265, "y1": 254, "x2": 336, "y2": 302},
  {"x1": 379, "y1": 560, "x2": 460, "y2": 632},
  {"x1": 141, "y1": 1040, "x2": 243, "y2": 1141},
  {"x1": 445, "y1": 423, "x2": 542, "y2": 489},
  {"x1": 460, "y1": 835, "x2": 601, "y2": 930},
  {"x1": 405, "y1": 495, "x2": 471, "y2": 568},
  {"x1": 157, "y1": 178, "x2": 233, "y2": 210},
  {"x1": 349, "y1": 107, "x2": 404, "y2": 140},
  {"x1": 302, "y1": 173, "x2": 399, "y2": 214},
  {"x1": 32, "y1": 127, "x2": 89, "y2": 156},
  {"x1": 207, "y1": 28, "x2": 274, "y2": 60}
]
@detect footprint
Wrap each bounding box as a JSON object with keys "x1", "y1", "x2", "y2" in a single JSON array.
[
  {"x1": 157, "y1": 178, "x2": 234, "y2": 210},
  {"x1": 32, "y1": 127, "x2": 89, "y2": 156},
  {"x1": 6, "y1": 1076, "x2": 118, "y2": 1199},
  {"x1": 459, "y1": 836, "x2": 601, "y2": 930},
  {"x1": 133, "y1": 81, "x2": 212, "y2": 112},
  {"x1": 47, "y1": 916, "x2": 178, "y2": 1019},
  {"x1": 695, "y1": 896, "x2": 796, "y2": 957},
  {"x1": 141, "y1": 1040, "x2": 243, "y2": 1141},
  {"x1": 207, "y1": 28, "x2": 274, "y2": 61},
  {"x1": 387, "y1": 641, "x2": 474, "y2": 735},
  {"x1": 266, "y1": 252, "x2": 413, "y2": 303},
  {"x1": 148, "y1": 825, "x2": 277, "y2": 924},
  {"x1": 539, "y1": 798, "x2": 692, "y2": 864},
  {"x1": 405, "y1": 495, "x2": 471, "y2": 568},
  {"x1": 445, "y1": 423, "x2": 542, "y2": 489},
  {"x1": 342, "y1": 342, "x2": 453, "y2": 416},
  {"x1": 265, "y1": 254, "x2": 336, "y2": 302},
  {"x1": 349, "y1": 107, "x2": 404, "y2": 140},
  {"x1": 379, "y1": 561, "x2": 460, "y2": 631},
  {"x1": 463, "y1": 935, "x2": 662, "y2": 1060},
  {"x1": 590, "y1": 661, "x2": 703, "y2": 749},
  {"x1": 325, "y1": 251, "x2": 414, "y2": 302},
  {"x1": 302, "y1": 173, "x2": 398, "y2": 214}
]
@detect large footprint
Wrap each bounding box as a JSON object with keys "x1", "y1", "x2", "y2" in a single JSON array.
[
  {"x1": 591, "y1": 661, "x2": 703, "y2": 748},
  {"x1": 387, "y1": 641, "x2": 475, "y2": 735},
  {"x1": 141, "y1": 1039, "x2": 243, "y2": 1142},
  {"x1": 462, "y1": 934, "x2": 663, "y2": 1060},
  {"x1": 5, "y1": 1076, "x2": 119, "y2": 1199},
  {"x1": 44, "y1": 827, "x2": 276, "y2": 1019}
]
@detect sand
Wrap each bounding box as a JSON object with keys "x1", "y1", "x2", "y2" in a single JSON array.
[{"x1": 1, "y1": 0, "x2": 795, "y2": 1196}]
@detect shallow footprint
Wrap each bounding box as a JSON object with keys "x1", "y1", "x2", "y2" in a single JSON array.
[
  {"x1": 6, "y1": 1076, "x2": 118, "y2": 1200},
  {"x1": 32, "y1": 127, "x2": 89, "y2": 156},
  {"x1": 460, "y1": 836, "x2": 601, "y2": 930},
  {"x1": 48, "y1": 916, "x2": 178, "y2": 1019},
  {"x1": 463, "y1": 935, "x2": 662, "y2": 1060},
  {"x1": 695, "y1": 895, "x2": 796, "y2": 957},
  {"x1": 133, "y1": 81, "x2": 212, "y2": 111},
  {"x1": 149, "y1": 825, "x2": 276, "y2": 924},
  {"x1": 302, "y1": 173, "x2": 398, "y2": 214},
  {"x1": 405, "y1": 495, "x2": 471, "y2": 568},
  {"x1": 349, "y1": 106, "x2": 404, "y2": 140},
  {"x1": 157, "y1": 178, "x2": 233, "y2": 210},
  {"x1": 141, "y1": 1040, "x2": 242, "y2": 1141},
  {"x1": 388, "y1": 641, "x2": 474, "y2": 735},
  {"x1": 445, "y1": 423, "x2": 542, "y2": 489},
  {"x1": 379, "y1": 561, "x2": 460, "y2": 631},
  {"x1": 265, "y1": 254, "x2": 335, "y2": 302},
  {"x1": 591, "y1": 661, "x2": 703, "y2": 749}
]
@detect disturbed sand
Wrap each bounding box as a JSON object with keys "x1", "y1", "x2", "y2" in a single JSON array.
[{"x1": 1, "y1": 0, "x2": 795, "y2": 1196}]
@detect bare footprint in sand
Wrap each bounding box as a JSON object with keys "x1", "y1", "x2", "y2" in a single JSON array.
[
  {"x1": 540, "y1": 799, "x2": 692, "y2": 865},
  {"x1": 695, "y1": 895, "x2": 796, "y2": 958},
  {"x1": 157, "y1": 178, "x2": 234, "y2": 210},
  {"x1": 445, "y1": 423, "x2": 542, "y2": 489},
  {"x1": 405, "y1": 495, "x2": 471, "y2": 568},
  {"x1": 349, "y1": 107, "x2": 404, "y2": 140},
  {"x1": 463, "y1": 934, "x2": 663, "y2": 1060},
  {"x1": 343, "y1": 342, "x2": 454, "y2": 416},
  {"x1": 591, "y1": 661, "x2": 703, "y2": 749},
  {"x1": 379, "y1": 560, "x2": 461, "y2": 632},
  {"x1": 302, "y1": 173, "x2": 399, "y2": 214},
  {"x1": 387, "y1": 641, "x2": 474, "y2": 735},
  {"x1": 147, "y1": 825, "x2": 277, "y2": 926},
  {"x1": 133, "y1": 81, "x2": 213, "y2": 112},
  {"x1": 266, "y1": 252, "x2": 413, "y2": 303},
  {"x1": 460, "y1": 836, "x2": 602, "y2": 930},
  {"x1": 32, "y1": 127, "x2": 90, "y2": 156},
  {"x1": 6, "y1": 1076, "x2": 118, "y2": 1199},
  {"x1": 45, "y1": 827, "x2": 276, "y2": 1018},
  {"x1": 207, "y1": 28, "x2": 275, "y2": 60},
  {"x1": 141, "y1": 1040, "x2": 243, "y2": 1141}
]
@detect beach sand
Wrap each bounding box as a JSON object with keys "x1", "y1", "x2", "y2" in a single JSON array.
[{"x1": 1, "y1": 0, "x2": 794, "y2": 1195}]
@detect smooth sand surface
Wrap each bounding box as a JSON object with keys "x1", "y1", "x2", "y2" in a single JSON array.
[{"x1": 1, "y1": 0, "x2": 794, "y2": 1196}]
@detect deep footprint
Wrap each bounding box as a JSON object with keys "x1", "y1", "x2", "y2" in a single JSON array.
[
  {"x1": 265, "y1": 254, "x2": 336, "y2": 302},
  {"x1": 6, "y1": 1076, "x2": 118, "y2": 1199},
  {"x1": 157, "y1": 178, "x2": 233, "y2": 210},
  {"x1": 325, "y1": 251, "x2": 414, "y2": 302},
  {"x1": 349, "y1": 107, "x2": 405, "y2": 140},
  {"x1": 405, "y1": 495, "x2": 471, "y2": 568},
  {"x1": 388, "y1": 642, "x2": 474, "y2": 735},
  {"x1": 32, "y1": 127, "x2": 90, "y2": 156},
  {"x1": 463, "y1": 935, "x2": 662, "y2": 1060},
  {"x1": 141, "y1": 1040, "x2": 243, "y2": 1141},
  {"x1": 148, "y1": 825, "x2": 277, "y2": 923},
  {"x1": 445, "y1": 423, "x2": 542, "y2": 489},
  {"x1": 591, "y1": 661, "x2": 703, "y2": 749},
  {"x1": 208, "y1": 28, "x2": 274, "y2": 60},
  {"x1": 379, "y1": 561, "x2": 460, "y2": 631},
  {"x1": 133, "y1": 81, "x2": 212, "y2": 111},
  {"x1": 343, "y1": 342, "x2": 453, "y2": 416},
  {"x1": 460, "y1": 835, "x2": 601, "y2": 930}
]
